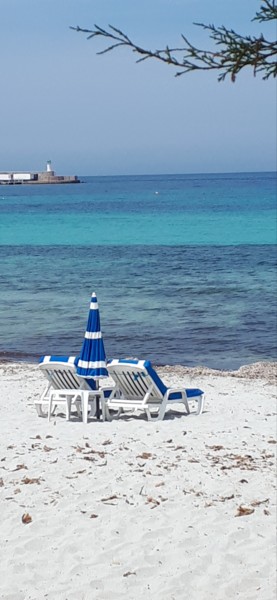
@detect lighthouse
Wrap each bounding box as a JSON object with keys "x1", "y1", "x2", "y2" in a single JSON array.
[{"x1": 46, "y1": 160, "x2": 54, "y2": 175}]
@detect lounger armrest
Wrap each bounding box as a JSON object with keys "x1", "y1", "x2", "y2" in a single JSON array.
[
  {"x1": 166, "y1": 387, "x2": 204, "y2": 399},
  {"x1": 100, "y1": 386, "x2": 116, "y2": 400},
  {"x1": 166, "y1": 387, "x2": 188, "y2": 400},
  {"x1": 100, "y1": 385, "x2": 122, "y2": 401}
]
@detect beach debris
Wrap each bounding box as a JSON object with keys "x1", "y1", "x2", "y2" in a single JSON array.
[
  {"x1": 83, "y1": 456, "x2": 96, "y2": 463},
  {"x1": 208, "y1": 452, "x2": 260, "y2": 471},
  {"x1": 43, "y1": 445, "x2": 54, "y2": 452},
  {"x1": 267, "y1": 439, "x2": 276, "y2": 444},
  {"x1": 90, "y1": 513, "x2": 99, "y2": 518},
  {"x1": 218, "y1": 494, "x2": 235, "y2": 502},
  {"x1": 250, "y1": 498, "x2": 269, "y2": 506},
  {"x1": 125, "y1": 497, "x2": 135, "y2": 505},
  {"x1": 84, "y1": 448, "x2": 107, "y2": 459},
  {"x1": 137, "y1": 452, "x2": 152, "y2": 460},
  {"x1": 22, "y1": 476, "x2": 41, "y2": 485},
  {"x1": 101, "y1": 494, "x2": 119, "y2": 504},
  {"x1": 261, "y1": 451, "x2": 274, "y2": 460},
  {"x1": 22, "y1": 513, "x2": 32, "y2": 524},
  {"x1": 146, "y1": 496, "x2": 160, "y2": 508},
  {"x1": 264, "y1": 509, "x2": 270, "y2": 515},
  {"x1": 11, "y1": 464, "x2": 28, "y2": 471},
  {"x1": 123, "y1": 571, "x2": 136, "y2": 577},
  {"x1": 102, "y1": 439, "x2": 112, "y2": 446},
  {"x1": 0, "y1": 477, "x2": 4, "y2": 487},
  {"x1": 239, "y1": 479, "x2": 248, "y2": 483},
  {"x1": 235, "y1": 505, "x2": 255, "y2": 517},
  {"x1": 206, "y1": 445, "x2": 224, "y2": 451}
]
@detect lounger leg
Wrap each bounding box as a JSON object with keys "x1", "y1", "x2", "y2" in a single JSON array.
[
  {"x1": 89, "y1": 398, "x2": 97, "y2": 418},
  {"x1": 35, "y1": 385, "x2": 50, "y2": 417},
  {"x1": 145, "y1": 405, "x2": 167, "y2": 421},
  {"x1": 81, "y1": 392, "x2": 89, "y2": 424},
  {"x1": 48, "y1": 393, "x2": 55, "y2": 422},
  {"x1": 183, "y1": 398, "x2": 190, "y2": 414},
  {"x1": 65, "y1": 396, "x2": 72, "y2": 421},
  {"x1": 75, "y1": 399, "x2": 82, "y2": 418},
  {"x1": 195, "y1": 395, "x2": 204, "y2": 415},
  {"x1": 36, "y1": 404, "x2": 48, "y2": 418},
  {"x1": 100, "y1": 399, "x2": 112, "y2": 422}
]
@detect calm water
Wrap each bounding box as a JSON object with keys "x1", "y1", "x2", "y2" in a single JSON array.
[{"x1": 0, "y1": 172, "x2": 276, "y2": 369}]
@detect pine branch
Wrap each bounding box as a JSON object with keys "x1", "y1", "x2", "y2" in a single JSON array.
[{"x1": 70, "y1": 1, "x2": 277, "y2": 81}]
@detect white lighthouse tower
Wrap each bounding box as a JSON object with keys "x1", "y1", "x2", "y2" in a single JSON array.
[{"x1": 46, "y1": 160, "x2": 54, "y2": 175}]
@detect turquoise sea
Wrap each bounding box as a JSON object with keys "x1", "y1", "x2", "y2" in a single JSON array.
[{"x1": 0, "y1": 172, "x2": 276, "y2": 369}]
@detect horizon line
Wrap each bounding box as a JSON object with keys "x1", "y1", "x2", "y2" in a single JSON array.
[{"x1": 77, "y1": 170, "x2": 276, "y2": 178}]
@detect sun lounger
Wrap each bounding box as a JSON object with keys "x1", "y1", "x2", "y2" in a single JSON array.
[
  {"x1": 36, "y1": 355, "x2": 99, "y2": 423},
  {"x1": 100, "y1": 359, "x2": 205, "y2": 421}
]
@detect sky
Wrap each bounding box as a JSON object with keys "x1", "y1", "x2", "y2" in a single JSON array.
[{"x1": 0, "y1": 0, "x2": 276, "y2": 176}]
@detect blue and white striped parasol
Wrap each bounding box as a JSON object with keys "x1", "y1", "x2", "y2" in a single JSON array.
[{"x1": 77, "y1": 292, "x2": 108, "y2": 380}]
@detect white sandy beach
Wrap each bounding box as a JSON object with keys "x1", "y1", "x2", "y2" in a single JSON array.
[{"x1": 0, "y1": 361, "x2": 276, "y2": 600}]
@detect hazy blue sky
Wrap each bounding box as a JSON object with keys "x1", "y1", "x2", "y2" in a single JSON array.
[{"x1": 1, "y1": 0, "x2": 276, "y2": 175}]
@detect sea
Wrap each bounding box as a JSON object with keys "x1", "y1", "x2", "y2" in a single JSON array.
[{"x1": 0, "y1": 172, "x2": 276, "y2": 370}]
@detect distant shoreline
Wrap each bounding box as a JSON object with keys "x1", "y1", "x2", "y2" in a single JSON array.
[{"x1": 1, "y1": 359, "x2": 276, "y2": 382}]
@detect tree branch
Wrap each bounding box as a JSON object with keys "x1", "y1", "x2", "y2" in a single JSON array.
[{"x1": 70, "y1": 1, "x2": 277, "y2": 81}]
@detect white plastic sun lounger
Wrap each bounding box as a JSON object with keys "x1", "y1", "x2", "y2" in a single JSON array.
[
  {"x1": 36, "y1": 356, "x2": 99, "y2": 423},
  {"x1": 100, "y1": 359, "x2": 205, "y2": 422}
]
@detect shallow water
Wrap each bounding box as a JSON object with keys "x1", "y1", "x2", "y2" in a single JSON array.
[{"x1": 0, "y1": 172, "x2": 276, "y2": 368}]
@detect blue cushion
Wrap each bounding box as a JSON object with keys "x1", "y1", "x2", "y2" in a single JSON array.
[
  {"x1": 108, "y1": 358, "x2": 140, "y2": 366},
  {"x1": 39, "y1": 355, "x2": 79, "y2": 366},
  {"x1": 107, "y1": 359, "x2": 204, "y2": 401},
  {"x1": 168, "y1": 388, "x2": 204, "y2": 400},
  {"x1": 144, "y1": 361, "x2": 167, "y2": 396}
]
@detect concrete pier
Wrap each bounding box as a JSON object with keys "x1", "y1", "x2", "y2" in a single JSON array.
[{"x1": 0, "y1": 161, "x2": 80, "y2": 185}]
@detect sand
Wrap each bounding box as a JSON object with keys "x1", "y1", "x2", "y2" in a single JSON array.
[{"x1": 0, "y1": 361, "x2": 276, "y2": 600}]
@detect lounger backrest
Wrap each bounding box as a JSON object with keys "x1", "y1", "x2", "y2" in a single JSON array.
[
  {"x1": 107, "y1": 359, "x2": 166, "y2": 402},
  {"x1": 39, "y1": 356, "x2": 96, "y2": 391}
]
